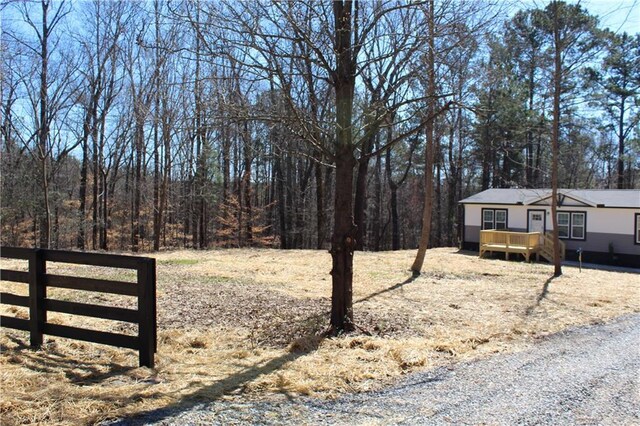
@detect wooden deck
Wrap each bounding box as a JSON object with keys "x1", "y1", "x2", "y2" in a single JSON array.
[
  {"x1": 479, "y1": 230, "x2": 566, "y2": 263},
  {"x1": 480, "y1": 230, "x2": 542, "y2": 262}
]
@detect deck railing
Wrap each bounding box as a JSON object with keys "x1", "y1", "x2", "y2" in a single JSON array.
[
  {"x1": 480, "y1": 230, "x2": 541, "y2": 249},
  {"x1": 542, "y1": 232, "x2": 566, "y2": 261},
  {"x1": 479, "y1": 230, "x2": 566, "y2": 263},
  {"x1": 479, "y1": 230, "x2": 542, "y2": 262}
]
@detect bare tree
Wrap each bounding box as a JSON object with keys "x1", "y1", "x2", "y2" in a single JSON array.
[
  {"x1": 74, "y1": 0, "x2": 127, "y2": 250},
  {"x1": 411, "y1": 0, "x2": 495, "y2": 272},
  {"x1": 200, "y1": 0, "x2": 447, "y2": 331},
  {"x1": 120, "y1": 3, "x2": 156, "y2": 252},
  {"x1": 411, "y1": 0, "x2": 437, "y2": 274},
  {"x1": 6, "y1": 0, "x2": 81, "y2": 248}
]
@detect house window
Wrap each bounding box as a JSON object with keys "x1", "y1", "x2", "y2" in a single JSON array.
[
  {"x1": 557, "y1": 212, "x2": 570, "y2": 238},
  {"x1": 635, "y1": 214, "x2": 640, "y2": 245},
  {"x1": 571, "y1": 212, "x2": 585, "y2": 239},
  {"x1": 482, "y1": 208, "x2": 507, "y2": 230},
  {"x1": 557, "y1": 211, "x2": 586, "y2": 240}
]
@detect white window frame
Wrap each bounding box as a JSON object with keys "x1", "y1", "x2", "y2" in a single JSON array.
[
  {"x1": 557, "y1": 211, "x2": 586, "y2": 240},
  {"x1": 495, "y1": 210, "x2": 507, "y2": 230},
  {"x1": 557, "y1": 212, "x2": 570, "y2": 238},
  {"x1": 483, "y1": 209, "x2": 494, "y2": 230},
  {"x1": 571, "y1": 212, "x2": 585, "y2": 240},
  {"x1": 482, "y1": 208, "x2": 508, "y2": 230},
  {"x1": 635, "y1": 214, "x2": 640, "y2": 245}
]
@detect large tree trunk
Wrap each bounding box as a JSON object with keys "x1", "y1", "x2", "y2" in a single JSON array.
[
  {"x1": 329, "y1": 0, "x2": 356, "y2": 333},
  {"x1": 330, "y1": 152, "x2": 356, "y2": 332},
  {"x1": 551, "y1": 0, "x2": 562, "y2": 277}
]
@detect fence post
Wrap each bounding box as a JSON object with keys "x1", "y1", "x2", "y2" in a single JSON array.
[
  {"x1": 137, "y1": 258, "x2": 156, "y2": 368},
  {"x1": 28, "y1": 249, "x2": 46, "y2": 347}
]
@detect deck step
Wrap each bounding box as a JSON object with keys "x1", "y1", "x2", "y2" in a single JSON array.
[
  {"x1": 539, "y1": 249, "x2": 554, "y2": 263},
  {"x1": 539, "y1": 248, "x2": 565, "y2": 263}
]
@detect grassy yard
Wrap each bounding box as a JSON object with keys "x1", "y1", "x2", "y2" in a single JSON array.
[{"x1": 1, "y1": 248, "x2": 638, "y2": 425}]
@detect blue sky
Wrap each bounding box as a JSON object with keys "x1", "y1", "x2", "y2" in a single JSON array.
[
  {"x1": 519, "y1": 0, "x2": 639, "y2": 34},
  {"x1": 580, "y1": 0, "x2": 639, "y2": 34}
]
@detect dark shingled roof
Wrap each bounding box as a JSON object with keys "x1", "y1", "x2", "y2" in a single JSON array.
[{"x1": 459, "y1": 188, "x2": 640, "y2": 208}]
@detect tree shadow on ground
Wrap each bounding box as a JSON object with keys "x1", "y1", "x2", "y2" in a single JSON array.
[
  {"x1": 106, "y1": 333, "x2": 325, "y2": 425},
  {"x1": 1, "y1": 334, "x2": 137, "y2": 384},
  {"x1": 264, "y1": 273, "x2": 420, "y2": 339},
  {"x1": 108, "y1": 269, "x2": 427, "y2": 424},
  {"x1": 354, "y1": 273, "x2": 420, "y2": 305},
  {"x1": 80, "y1": 271, "x2": 420, "y2": 423},
  {"x1": 525, "y1": 275, "x2": 557, "y2": 316},
  {"x1": 455, "y1": 249, "x2": 480, "y2": 257},
  {"x1": 2, "y1": 272, "x2": 420, "y2": 424},
  {"x1": 2, "y1": 323, "x2": 326, "y2": 425}
]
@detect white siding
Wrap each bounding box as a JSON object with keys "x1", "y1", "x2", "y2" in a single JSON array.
[
  {"x1": 464, "y1": 204, "x2": 482, "y2": 226},
  {"x1": 464, "y1": 204, "x2": 528, "y2": 229},
  {"x1": 464, "y1": 203, "x2": 639, "y2": 255},
  {"x1": 466, "y1": 204, "x2": 638, "y2": 235},
  {"x1": 584, "y1": 208, "x2": 637, "y2": 235}
]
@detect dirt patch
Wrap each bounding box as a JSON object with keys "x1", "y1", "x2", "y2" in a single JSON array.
[{"x1": 1, "y1": 248, "x2": 638, "y2": 425}]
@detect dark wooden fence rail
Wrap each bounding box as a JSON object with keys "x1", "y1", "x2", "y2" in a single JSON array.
[{"x1": 0, "y1": 247, "x2": 156, "y2": 368}]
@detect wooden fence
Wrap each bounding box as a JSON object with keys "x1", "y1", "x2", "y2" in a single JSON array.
[{"x1": 0, "y1": 247, "x2": 157, "y2": 368}]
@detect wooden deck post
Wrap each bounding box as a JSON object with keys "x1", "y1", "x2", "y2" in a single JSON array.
[{"x1": 505, "y1": 234, "x2": 510, "y2": 260}]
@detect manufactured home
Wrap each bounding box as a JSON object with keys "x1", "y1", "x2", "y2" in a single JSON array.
[{"x1": 459, "y1": 189, "x2": 640, "y2": 268}]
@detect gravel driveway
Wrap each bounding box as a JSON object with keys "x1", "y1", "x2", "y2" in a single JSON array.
[{"x1": 109, "y1": 314, "x2": 640, "y2": 425}]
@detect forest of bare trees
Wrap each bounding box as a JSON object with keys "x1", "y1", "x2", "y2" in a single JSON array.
[{"x1": 2, "y1": 0, "x2": 639, "y2": 256}]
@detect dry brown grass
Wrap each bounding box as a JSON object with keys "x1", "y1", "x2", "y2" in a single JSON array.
[{"x1": 1, "y1": 248, "x2": 639, "y2": 425}]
